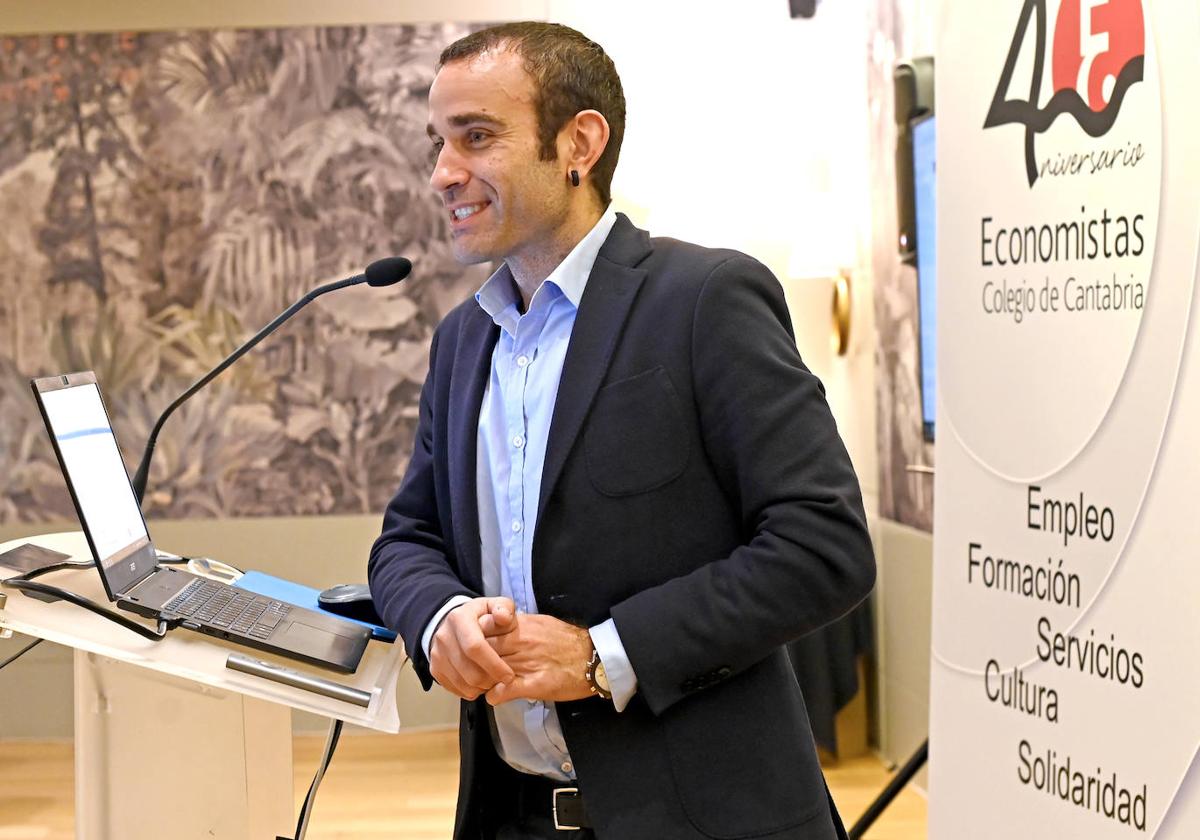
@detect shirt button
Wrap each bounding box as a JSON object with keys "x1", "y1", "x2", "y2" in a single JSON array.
[
  {"x1": 516, "y1": 354, "x2": 530, "y2": 367},
  {"x1": 512, "y1": 434, "x2": 525, "y2": 448},
  {"x1": 511, "y1": 520, "x2": 522, "y2": 533},
  {"x1": 561, "y1": 761, "x2": 573, "y2": 775}
]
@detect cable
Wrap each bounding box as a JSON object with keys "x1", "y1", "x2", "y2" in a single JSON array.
[
  {"x1": 0, "y1": 637, "x2": 42, "y2": 670},
  {"x1": 283, "y1": 657, "x2": 410, "y2": 840},
  {"x1": 0, "y1": 564, "x2": 171, "y2": 642},
  {"x1": 292, "y1": 718, "x2": 344, "y2": 840},
  {"x1": 847, "y1": 739, "x2": 928, "y2": 840}
]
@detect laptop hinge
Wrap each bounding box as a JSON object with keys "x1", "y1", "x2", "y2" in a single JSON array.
[{"x1": 122, "y1": 565, "x2": 172, "y2": 598}]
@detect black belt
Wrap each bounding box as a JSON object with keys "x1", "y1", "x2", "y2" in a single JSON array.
[{"x1": 512, "y1": 771, "x2": 592, "y2": 831}]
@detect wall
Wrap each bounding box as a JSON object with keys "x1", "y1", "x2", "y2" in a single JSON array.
[
  {"x1": 865, "y1": 0, "x2": 936, "y2": 783},
  {"x1": 0, "y1": 0, "x2": 885, "y2": 741},
  {"x1": 872, "y1": 517, "x2": 931, "y2": 787},
  {"x1": 557, "y1": 0, "x2": 879, "y2": 511}
]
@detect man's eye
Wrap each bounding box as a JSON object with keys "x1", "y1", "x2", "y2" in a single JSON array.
[
  {"x1": 428, "y1": 140, "x2": 444, "y2": 167},
  {"x1": 466, "y1": 130, "x2": 488, "y2": 145}
]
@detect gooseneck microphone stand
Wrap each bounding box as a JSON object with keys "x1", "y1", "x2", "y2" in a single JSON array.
[{"x1": 130, "y1": 256, "x2": 412, "y2": 504}]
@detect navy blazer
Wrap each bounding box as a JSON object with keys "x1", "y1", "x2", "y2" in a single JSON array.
[{"x1": 369, "y1": 214, "x2": 875, "y2": 840}]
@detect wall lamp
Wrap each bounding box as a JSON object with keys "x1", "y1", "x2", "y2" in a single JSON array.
[{"x1": 832, "y1": 269, "x2": 852, "y2": 356}]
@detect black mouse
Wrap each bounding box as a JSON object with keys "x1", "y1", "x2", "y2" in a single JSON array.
[{"x1": 318, "y1": 583, "x2": 384, "y2": 626}]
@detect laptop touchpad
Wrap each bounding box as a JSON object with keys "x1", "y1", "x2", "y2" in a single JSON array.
[{"x1": 281, "y1": 621, "x2": 335, "y2": 650}]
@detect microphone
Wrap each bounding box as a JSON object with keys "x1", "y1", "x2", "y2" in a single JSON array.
[{"x1": 131, "y1": 256, "x2": 413, "y2": 504}]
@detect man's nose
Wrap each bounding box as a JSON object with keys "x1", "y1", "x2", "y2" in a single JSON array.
[{"x1": 429, "y1": 145, "x2": 466, "y2": 194}]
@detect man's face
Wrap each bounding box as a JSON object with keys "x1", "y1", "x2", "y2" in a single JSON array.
[{"x1": 427, "y1": 49, "x2": 569, "y2": 266}]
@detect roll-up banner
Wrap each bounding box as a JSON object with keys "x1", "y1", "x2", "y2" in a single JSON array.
[{"x1": 930, "y1": 0, "x2": 1200, "y2": 837}]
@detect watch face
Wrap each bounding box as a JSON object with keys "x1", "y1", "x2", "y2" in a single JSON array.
[{"x1": 587, "y1": 649, "x2": 611, "y2": 698}]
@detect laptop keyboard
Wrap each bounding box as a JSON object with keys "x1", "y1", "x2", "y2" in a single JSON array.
[{"x1": 163, "y1": 578, "x2": 292, "y2": 639}]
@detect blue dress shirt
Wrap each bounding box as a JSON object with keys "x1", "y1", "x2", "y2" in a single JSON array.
[{"x1": 420, "y1": 207, "x2": 636, "y2": 781}]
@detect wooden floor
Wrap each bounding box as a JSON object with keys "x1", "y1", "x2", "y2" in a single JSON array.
[{"x1": 0, "y1": 729, "x2": 926, "y2": 839}]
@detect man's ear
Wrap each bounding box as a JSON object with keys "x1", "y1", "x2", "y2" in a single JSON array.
[{"x1": 561, "y1": 109, "x2": 611, "y2": 186}]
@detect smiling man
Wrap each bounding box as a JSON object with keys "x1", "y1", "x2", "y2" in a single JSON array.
[{"x1": 368, "y1": 22, "x2": 875, "y2": 840}]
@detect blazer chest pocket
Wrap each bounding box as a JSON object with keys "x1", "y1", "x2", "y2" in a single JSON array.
[{"x1": 584, "y1": 366, "x2": 689, "y2": 496}]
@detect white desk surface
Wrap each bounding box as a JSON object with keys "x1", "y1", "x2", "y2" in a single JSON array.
[{"x1": 0, "y1": 531, "x2": 403, "y2": 732}]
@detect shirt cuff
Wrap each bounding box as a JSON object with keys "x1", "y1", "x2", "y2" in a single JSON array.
[
  {"x1": 421, "y1": 595, "x2": 473, "y2": 662},
  {"x1": 588, "y1": 618, "x2": 638, "y2": 712}
]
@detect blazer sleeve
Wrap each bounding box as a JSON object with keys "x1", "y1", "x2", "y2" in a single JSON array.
[
  {"x1": 608, "y1": 254, "x2": 876, "y2": 715},
  {"x1": 368, "y1": 326, "x2": 478, "y2": 689}
]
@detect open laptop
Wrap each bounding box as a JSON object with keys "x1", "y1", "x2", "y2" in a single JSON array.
[{"x1": 30, "y1": 371, "x2": 371, "y2": 674}]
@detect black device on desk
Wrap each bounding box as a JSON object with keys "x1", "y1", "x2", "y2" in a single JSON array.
[
  {"x1": 318, "y1": 583, "x2": 385, "y2": 626},
  {"x1": 30, "y1": 371, "x2": 371, "y2": 674}
]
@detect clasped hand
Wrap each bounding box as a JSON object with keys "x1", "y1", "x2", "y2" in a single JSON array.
[{"x1": 429, "y1": 597, "x2": 593, "y2": 706}]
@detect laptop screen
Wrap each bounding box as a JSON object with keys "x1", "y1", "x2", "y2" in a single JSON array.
[{"x1": 34, "y1": 374, "x2": 153, "y2": 593}]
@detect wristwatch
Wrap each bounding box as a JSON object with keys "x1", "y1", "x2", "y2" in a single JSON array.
[{"x1": 585, "y1": 647, "x2": 612, "y2": 701}]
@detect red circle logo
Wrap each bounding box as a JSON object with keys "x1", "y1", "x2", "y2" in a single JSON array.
[{"x1": 1052, "y1": 0, "x2": 1145, "y2": 112}]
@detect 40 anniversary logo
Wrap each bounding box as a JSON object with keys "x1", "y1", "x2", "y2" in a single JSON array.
[{"x1": 984, "y1": 0, "x2": 1145, "y2": 186}]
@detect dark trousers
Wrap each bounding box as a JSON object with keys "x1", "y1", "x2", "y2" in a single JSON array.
[
  {"x1": 494, "y1": 814, "x2": 595, "y2": 840},
  {"x1": 486, "y1": 760, "x2": 597, "y2": 840}
]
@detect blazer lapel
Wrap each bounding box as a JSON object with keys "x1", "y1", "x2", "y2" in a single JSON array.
[
  {"x1": 537, "y1": 216, "x2": 651, "y2": 526},
  {"x1": 447, "y1": 301, "x2": 498, "y2": 590}
]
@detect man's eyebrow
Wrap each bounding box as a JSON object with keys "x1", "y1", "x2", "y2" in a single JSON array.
[{"x1": 427, "y1": 112, "x2": 507, "y2": 138}]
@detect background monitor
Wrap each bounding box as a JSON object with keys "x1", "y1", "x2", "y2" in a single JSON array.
[{"x1": 912, "y1": 113, "x2": 936, "y2": 442}]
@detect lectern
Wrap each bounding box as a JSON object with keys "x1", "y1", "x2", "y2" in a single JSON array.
[{"x1": 0, "y1": 531, "x2": 404, "y2": 840}]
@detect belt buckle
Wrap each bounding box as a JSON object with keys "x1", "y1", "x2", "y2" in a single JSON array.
[{"x1": 552, "y1": 787, "x2": 581, "y2": 831}]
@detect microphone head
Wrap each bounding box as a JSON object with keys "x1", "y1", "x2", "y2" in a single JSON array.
[{"x1": 365, "y1": 256, "x2": 413, "y2": 287}]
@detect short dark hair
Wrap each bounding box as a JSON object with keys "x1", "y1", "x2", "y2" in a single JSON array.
[{"x1": 439, "y1": 22, "x2": 626, "y2": 207}]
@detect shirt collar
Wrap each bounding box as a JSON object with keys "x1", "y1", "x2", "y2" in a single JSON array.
[{"x1": 475, "y1": 206, "x2": 619, "y2": 323}]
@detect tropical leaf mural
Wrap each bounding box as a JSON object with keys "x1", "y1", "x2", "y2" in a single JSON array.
[{"x1": 0, "y1": 23, "x2": 491, "y2": 523}]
